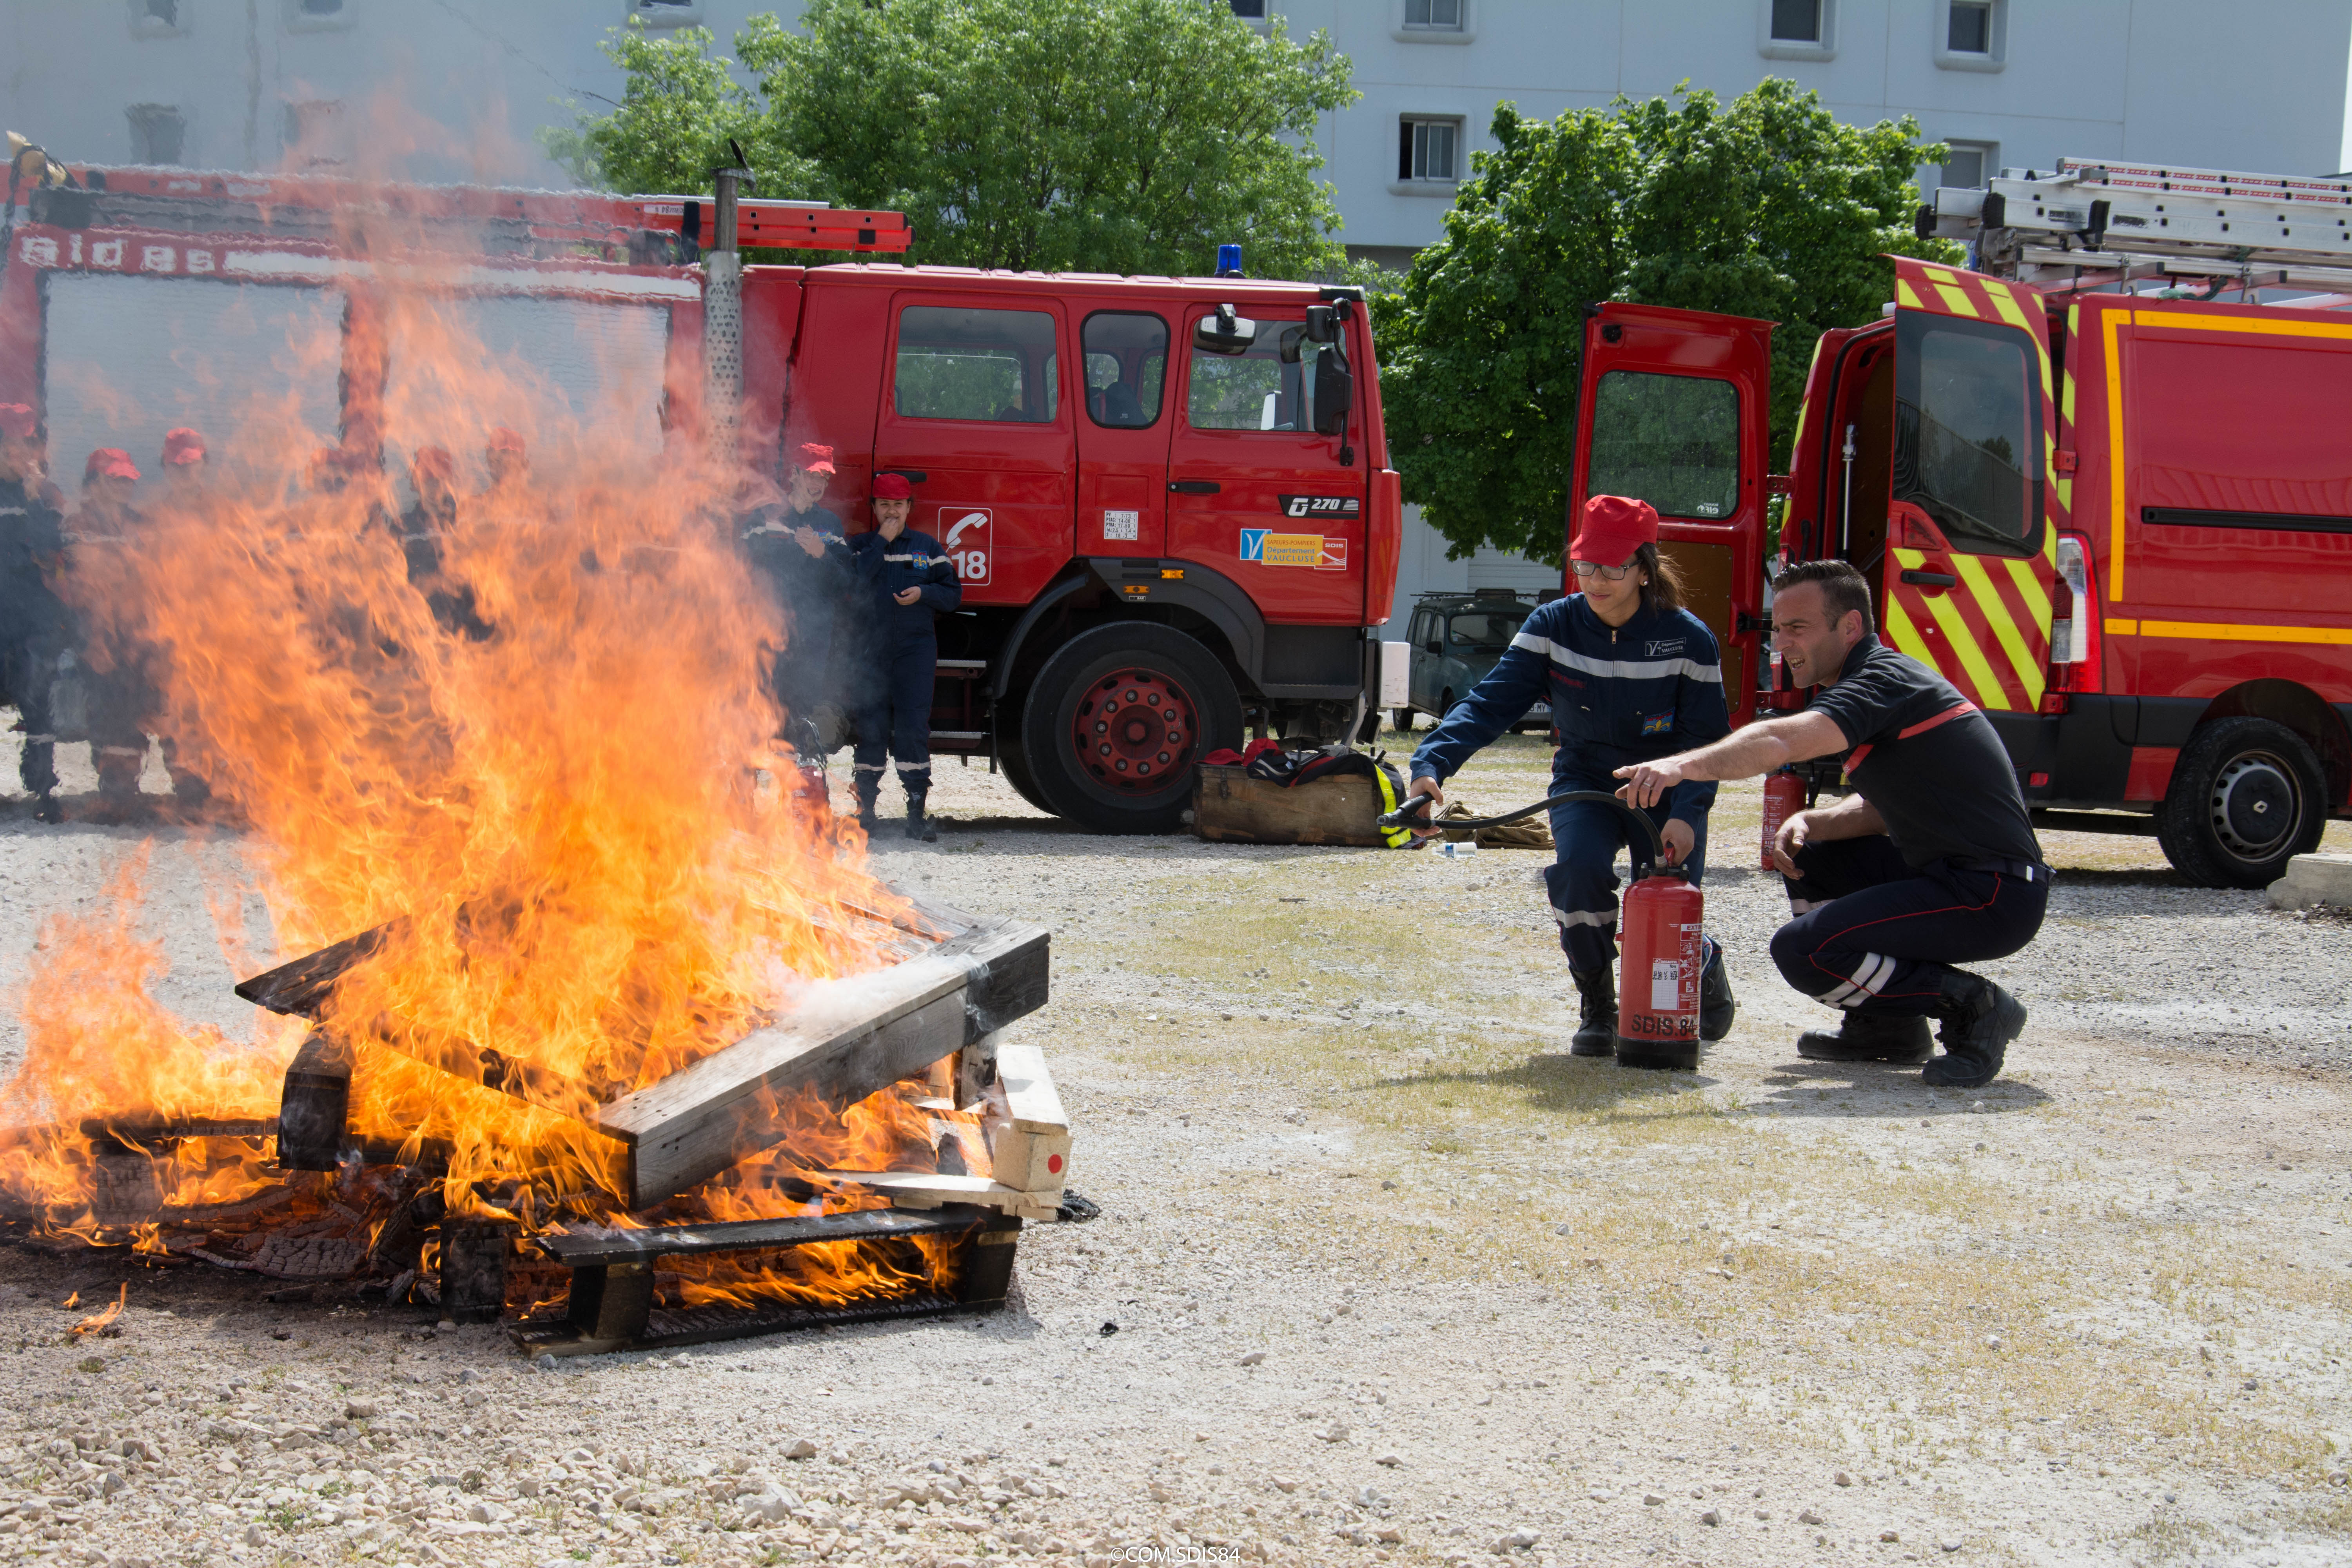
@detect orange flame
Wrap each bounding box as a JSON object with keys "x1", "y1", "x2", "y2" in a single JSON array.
[
  {"x1": 71, "y1": 1284, "x2": 127, "y2": 1336},
  {"x1": 0, "y1": 178, "x2": 964, "y2": 1310}
]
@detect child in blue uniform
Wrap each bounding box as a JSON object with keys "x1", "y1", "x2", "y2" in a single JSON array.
[
  {"x1": 1403, "y1": 495, "x2": 1736, "y2": 1060},
  {"x1": 847, "y1": 472, "x2": 960, "y2": 839}
]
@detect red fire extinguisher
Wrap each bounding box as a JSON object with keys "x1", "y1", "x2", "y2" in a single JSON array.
[
  {"x1": 1760, "y1": 768, "x2": 1806, "y2": 870},
  {"x1": 1381, "y1": 788, "x2": 1705, "y2": 1069}
]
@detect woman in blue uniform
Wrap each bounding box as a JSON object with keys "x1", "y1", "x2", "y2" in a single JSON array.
[
  {"x1": 847, "y1": 472, "x2": 960, "y2": 839},
  {"x1": 1403, "y1": 495, "x2": 1736, "y2": 1060}
]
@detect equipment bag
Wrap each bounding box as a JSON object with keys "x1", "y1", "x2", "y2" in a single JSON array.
[{"x1": 1273, "y1": 746, "x2": 1415, "y2": 848}]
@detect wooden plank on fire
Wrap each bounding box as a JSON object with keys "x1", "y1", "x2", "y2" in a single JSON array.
[
  {"x1": 527, "y1": 1205, "x2": 983, "y2": 1267},
  {"x1": 593, "y1": 917, "x2": 1049, "y2": 1210},
  {"x1": 811, "y1": 1169, "x2": 1050, "y2": 1218},
  {"x1": 234, "y1": 923, "x2": 397, "y2": 1018}
]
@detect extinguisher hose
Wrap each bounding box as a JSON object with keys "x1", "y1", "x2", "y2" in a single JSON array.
[{"x1": 1377, "y1": 788, "x2": 1671, "y2": 867}]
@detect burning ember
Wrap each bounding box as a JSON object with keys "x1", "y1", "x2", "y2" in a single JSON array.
[{"x1": 0, "y1": 184, "x2": 1063, "y2": 1350}]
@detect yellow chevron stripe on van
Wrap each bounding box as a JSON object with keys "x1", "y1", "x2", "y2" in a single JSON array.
[
  {"x1": 1935, "y1": 283, "x2": 1980, "y2": 317},
  {"x1": 1956, "y1": 552, "x2": 2044, "y2": 706},
  {"x1": 1896, "y1": 278, "x2": 1925, "y2": 310},
  {"x1": 1882, "y1": 586, "x2": 1940, "y2": 669}
]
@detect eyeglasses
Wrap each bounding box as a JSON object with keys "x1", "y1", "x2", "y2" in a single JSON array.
[{"x1": 1570, "y1": 559, "x2": 1636, "y2": 581}]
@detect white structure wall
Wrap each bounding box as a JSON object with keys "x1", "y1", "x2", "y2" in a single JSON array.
[{"x1": 5, "y1": 0, "x2": 2348, "y2": 621}]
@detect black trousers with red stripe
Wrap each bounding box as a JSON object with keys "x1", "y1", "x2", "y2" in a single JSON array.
[{"x1": 1768, "y1": 836, "x2": 2047, "y2": 1015}]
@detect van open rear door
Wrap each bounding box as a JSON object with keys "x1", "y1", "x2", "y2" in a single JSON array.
[
  {"x1": 1880, "y1": 259, "x2": 2060, "y2": 715},
  {"x1": 1569, "y1": 303, "x2": 1773, "y2": 720}
]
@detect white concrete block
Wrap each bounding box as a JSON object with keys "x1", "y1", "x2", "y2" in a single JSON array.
[{"x1": 2266, "y1": 853, "x2": 2352, "y2": 910}]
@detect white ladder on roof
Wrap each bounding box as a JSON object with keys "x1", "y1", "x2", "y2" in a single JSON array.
[{"x1": 1919, "y1": 157, "x2": 2352, "y2": 292}]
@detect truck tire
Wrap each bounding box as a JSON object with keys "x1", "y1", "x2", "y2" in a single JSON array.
[
  {"x1": 1020, "y1": 623, "x2": 1243, "y2": 834},
  {"x1": 994, "y1": 710, "x2": 1054, "y2": 815},
  {"x1": 1391, "y1": 708, "x2": 1415, "y2": 732},
  {"x1": 2153, "y1": 717, "x2": 2328, "y2": 888}
]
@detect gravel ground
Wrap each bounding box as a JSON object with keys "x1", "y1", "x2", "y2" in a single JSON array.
[{"x1": 0, "y1": 729, "x2": 2348, "y2": 1568}]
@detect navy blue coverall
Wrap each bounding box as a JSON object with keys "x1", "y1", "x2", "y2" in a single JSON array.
[
  {"x1": 1411, "y1": 595, "x2": 1730, "y2": 971},
  {"x1": 740, "y1": 501, "x2": 851, "y2": 758},
  {"x1": 846, "y1": 527, "x2": 960, "y2": 800},
  {"x1": 0, "y1": 474, "x2": 68, "y2": 805}
]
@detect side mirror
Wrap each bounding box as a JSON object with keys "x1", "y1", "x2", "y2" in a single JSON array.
[
  {"x1": 1303, "y1": 304, "x2": 1343, "y2": 345},
  {"x1": 1312, "y1": 352, "x2": 1352, "y2": 437},
  {"x1": 1278, "y1": 325, "x2": 1305, "y2": 365},
  {"x1": 1193, "y1": 305, "x2": 1258, "y2": 357}
]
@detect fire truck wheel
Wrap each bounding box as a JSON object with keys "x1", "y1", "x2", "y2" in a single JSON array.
[
  {"x1": 2153, "y1": 717, "x2": 2329, "y2": 889},
  {"x1": 995, "y1": 718, "x2": 1054, "y2": 814},
  {"x1": 1390, "y1": 708, "x2": 1415, "y2": 732},
  {"x1": 1021, "y1": 623, "x2": 1243, "y2": 834}
]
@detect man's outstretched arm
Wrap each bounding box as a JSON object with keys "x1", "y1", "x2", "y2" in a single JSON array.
[{"x1": 1612, "y1": 710, "x2": 1851, "y2": 809}]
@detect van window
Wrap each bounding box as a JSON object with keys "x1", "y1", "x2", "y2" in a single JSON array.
[
  {"x1": 893, "y1": 305, "x2": 1060, "y2": 423},
  {"x1": 1446, "y1": 610, "x2": 1524, "y2": 651},
  {"x1": 1895, "y1": 312, "x2": 2041, "y2": 555},
  {"x1": 1585, "y1": 371, "x2": 1740, "y2": 521},
  {"x1": 1081, "y1": 312, "x2": 1169, "y2": 429},
  {"x1": 1185, "y1": 318, "x2": 1322, "y2": 432}
]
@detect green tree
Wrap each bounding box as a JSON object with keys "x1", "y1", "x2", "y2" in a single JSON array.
[
  {"x1": 548, "y1": 0, "x2": 1356, "y2": 279},
  {"x1": 1368, "y1": 80, "x2": 1959, "y2": 566}
]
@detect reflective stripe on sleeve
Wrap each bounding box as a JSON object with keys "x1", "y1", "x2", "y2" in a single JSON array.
[{"x1": 1510, "y1": 632, "x2": 1722, "y2": 684}]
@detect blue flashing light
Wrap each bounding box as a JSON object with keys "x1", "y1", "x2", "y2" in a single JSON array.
[{"x1": 1216, "y1": 243, "x2": 1243, "y2": 277}]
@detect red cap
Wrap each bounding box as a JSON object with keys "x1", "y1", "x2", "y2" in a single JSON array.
[
  {"x1": 411, "y1": 445, "x2": 455, "y2": 479},
  {"x1": 162, "y1": 427, "x2": 206, "y2": 466},
  {"x1": 795, "y1": 442, "x2": 836, "y2": 475},
  {"x1": 84, "y1": 448, "x2": 140, "y2": 483},
  {"x1": 486, "y1": 427, "x2": 525, "y2": 455},
  {"x1": 1569, "y1": 494, "x2": 1658, "y2": 566},
  {"x1": 0, "y1": 404, "x2": 35, "y2": 441},
  {"x1": 871, "y1": 472, "x2": 913, "y2": 501}
]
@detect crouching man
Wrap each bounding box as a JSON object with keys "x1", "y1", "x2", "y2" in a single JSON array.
[{"x1": 1612, "y1": 561, "x2": 2045, "y2": 1087}]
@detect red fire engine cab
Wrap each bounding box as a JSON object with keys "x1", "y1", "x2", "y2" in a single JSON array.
[
  {"x1": 1562, "y1": 158, "x2": 2352, "y2": 888},
  {"x1": 0, "y1": 152, "x2": 1401, "y2": 834}
]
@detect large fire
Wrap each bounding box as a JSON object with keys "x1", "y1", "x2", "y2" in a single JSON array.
[{"x1": 0, "y1": 195, "x2": 983, "y2": 1319}]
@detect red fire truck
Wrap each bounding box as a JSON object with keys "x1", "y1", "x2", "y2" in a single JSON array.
[
  {"x1": 1566, "y1": 158, "x2": 2352, "y2": 888},
  {"x1": 0, "y1": 154, "x2": 1400, "y2": 833}
]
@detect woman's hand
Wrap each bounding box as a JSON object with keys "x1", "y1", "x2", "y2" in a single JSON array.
[
  {"x1": 893, "y1": 586, "x2": 923, "y2": 606},
  {"x1": 1659, "y1": 817, "x2": 1695, "y2": 867},
  {"x1": 1402, "y1": 776, "x2": 1445, "y2": 838}
]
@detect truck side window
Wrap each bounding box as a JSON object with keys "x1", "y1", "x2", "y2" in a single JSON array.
[
  {"x1": 1585, "y1": 371, "x2": 1740, "y2": 521},
  {"x1": 1080, "y1": 311, "x2": 1169, "y2": 429},
  {"x1": 1186, "y1": 316, "x2": 1317, "y2": 432},
  {"x1": 1894, "y1": 313, "x2": 2041, "y2": 556},
  {"x1": 893, "y1": 305, "x2": 1061, "y2": 423}
]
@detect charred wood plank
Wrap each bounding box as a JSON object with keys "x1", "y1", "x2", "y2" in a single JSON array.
[
  {"x1": 234, "y1": 924, "x2": 397, "y2": 1019},
  {"x1": 530, "y1": 1204, "x2": 984, "y2": 1267},
  {"x1": 276, "y1": 1033, "x2": 353, "y2": 1171},
  {"x1": 593, "y1": 917, "x2": 1049, "y2": 1210}
]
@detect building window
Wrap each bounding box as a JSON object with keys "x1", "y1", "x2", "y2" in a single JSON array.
[
  {"x1": 1939, "y1": 141, "x2": 1996, "y2": 190},
  {"x1": 1226, "y1": 0, "x2": 1267, "y2": 16},
  {"x1": 127, "y1": 104, "x2": 186, "y2": 165},
  {"x1": 1759, "y1": 0, "x2": 1835, "y2": 59},
  {"x1": 1769, "y1": 0, "x2": 1820, "y2": 42},
  {"x1": 127, "y1": 0, "x2": 185, "y2": 38},
  {"x1": 283, "y1": 0, "x2": 352, "y2": 31},
  {"x1": 1934, "y1": 0, "x2": 2005, "y2": 70},
  {"x1": 299, "y1": 0, "x2": 344, "y2": 13},
  {"x1": 1404, "y1": 0, "x2": 1463, "y2": 27},
  {"x1": 1947, "y1": 0, "x2": 1990, "y2": 52},
  {"x1": 624, "y1": 0, "x2": 703, "y2": 25},
  {"x1": 285, "y1": 100, "x2": 345, "y2": 166},
  {"x1": 1399, "y1": 117, "x2": 1461, "y2": 183}
]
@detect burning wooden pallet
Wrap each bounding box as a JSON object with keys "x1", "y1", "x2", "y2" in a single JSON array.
[{"x1": 220, "y1": 887, "x2": 1067, "y2": 1349}]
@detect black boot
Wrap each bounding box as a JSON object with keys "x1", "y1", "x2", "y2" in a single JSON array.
[
  {"x1": 1923, "y1": 973, "x2": 2025, "y2": 1087},
  {"x1": 1699, "y1": 936, "x2": 1735, "y2": 1043},
  {"x1": 854, "y1": 774, "x2": 881, "y2": 836},
  {"x1": 904, "y1": 787, "x2": 936, "y2": 842},
  {"x1": 1796, "y1": 1011, "x2": 1933, "y2": 1063},
  {"x1": 31, "y1": 793, "x2": 61, "y2": 825},
  {"x1": 1569, "y1": 967, "x2": 1616, "y2": 1057}
]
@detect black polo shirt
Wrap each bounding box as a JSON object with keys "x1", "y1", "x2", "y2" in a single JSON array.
[{"x1": 1807, "y1": 635, "x2": 2043, "y2": 872}]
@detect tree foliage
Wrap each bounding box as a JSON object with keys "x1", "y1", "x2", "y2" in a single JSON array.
[
  {"x1": 547, "y1": 0, "x2": 1356, "y2": 279},
  {"x1": 1368, "y1": 80, "x2": 1961, "y2": 565}
]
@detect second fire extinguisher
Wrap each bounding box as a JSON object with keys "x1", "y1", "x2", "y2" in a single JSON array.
[{"x1": 1760, "y1": 768, "x2": 1806, "y2": 870}]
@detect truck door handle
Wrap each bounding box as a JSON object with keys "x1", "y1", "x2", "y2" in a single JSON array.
[
  {"x1": 1168, "y1": 480, "x2": 1220, "y2": 494},
  {"x1": 1900, "y1": 569, "x2": 1957, "y2": 588}
]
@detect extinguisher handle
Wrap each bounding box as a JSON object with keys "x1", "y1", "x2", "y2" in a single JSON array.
[{"x1": 1377, "y1": 788, "x2": 1674, "y2": 869}]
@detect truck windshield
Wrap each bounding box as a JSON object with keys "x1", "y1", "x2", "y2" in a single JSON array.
[
  {"x1": 1585, "y1": 370, "x2": 1739, "y2": 521},
  {"x1": 1894, "y1": 312, "x2": 2041, "y2": 555}
]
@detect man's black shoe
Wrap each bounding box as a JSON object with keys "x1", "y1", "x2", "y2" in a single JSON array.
[
  {"x1": 31, "y1": 794, "x2": 62, "y2": 825},
  {"x1": 1923, "y1": 975, "x2": 2025, "y2": 1087},
  {"x1": 1569, "y1": 966, "x2": 1616, "y2": 1057},
  {"x1": 1698, "y1": 937, "x2": 1735, "y2": 1043},
  {"x1": 1796, "y1": 1011, "x2": 1933, "y2": 1063}
]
